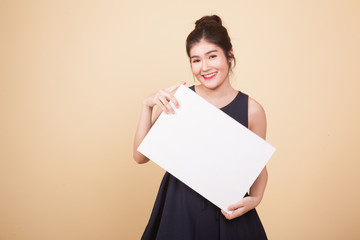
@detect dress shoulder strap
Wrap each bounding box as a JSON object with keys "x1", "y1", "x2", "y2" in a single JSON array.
[{"x1": 188, "y1": 85, "x2": 248, "y2": 128}]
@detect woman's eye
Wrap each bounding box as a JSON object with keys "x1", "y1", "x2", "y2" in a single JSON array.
[
  {"x1": 192, "y1": 59, "x2": 200, "y2": 63},
  {"x1": 210, "y1": 55, "x2": 217, "y2": 59}
]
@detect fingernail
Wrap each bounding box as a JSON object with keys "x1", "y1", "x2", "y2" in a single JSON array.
[{"x1": 183, "y1": 82, "x2": 186, "y2": 85}]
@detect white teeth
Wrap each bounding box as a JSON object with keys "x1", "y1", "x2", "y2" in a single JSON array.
[{"x1": 204, "y1": 73, "x2": 216, "y2": 78}]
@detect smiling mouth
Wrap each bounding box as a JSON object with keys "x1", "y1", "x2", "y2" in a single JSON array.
[{"x1": 202, "y1": 72, "x2": 217, "y2": 80}]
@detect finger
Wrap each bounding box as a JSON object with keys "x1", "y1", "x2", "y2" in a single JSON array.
[
  {"x1": 228, "y1": 200, "x2": 245, "y2": 211},
  {"x1": 159, "y1": 90, "x2": 179, "y2": 111},
  {"x1": 221, "y1": 209, "x2": 237, "y2": 220},
  {"x1": 159, "y1": 90, "x2": 179, "y2": 107},
  {"x1": 163, "y1": 92, "x2": 179, "y2": 108},
  {"x1": 165, "y1": 81, "x2": 185, "y2": 93},
  {"x1": 159, "y1": 95, "x2": 175, "y2": 114},
  {"x1": 222, "y1": 207, "x2": 246, "y2": 220},
  {"x1": 154, "y1": 99, "x2": 168, "y2": 114},
  {"x1": 230, "y1": 207, "x2": 247, "y2": 219},
  {"x1": 154, "y1": 91, "x2": 172, "y2": 114},
  {"x1": 221, "y1": 210, "x2": 231, "y2": 220}
]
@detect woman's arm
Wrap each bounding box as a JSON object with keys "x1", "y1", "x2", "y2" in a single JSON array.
[
  {"x1": 133, "y1": 104, "x2": 158, "y2": 164},
  {"x1": 248, "y1": 97, "x2": 268, "y2": 205},
  {"x1": 221, "y1": 97, "x2": 268, "y2": 220},
  {"x1": 133, "y1": 82, "x2": 184, "y2": 164}
]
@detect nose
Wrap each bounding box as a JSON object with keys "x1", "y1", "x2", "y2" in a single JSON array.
[{"x1": 201, "y1": 59, "x2": 210, "y2": 72}]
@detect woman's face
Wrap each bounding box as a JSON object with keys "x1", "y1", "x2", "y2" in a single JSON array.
[{"x1": 189, "y1": 39, "x2": 230, "y2": 90}]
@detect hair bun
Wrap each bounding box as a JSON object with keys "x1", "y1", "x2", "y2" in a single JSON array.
[{"x1": 195, "y1": 15, "x2": 222, "y2": 29}]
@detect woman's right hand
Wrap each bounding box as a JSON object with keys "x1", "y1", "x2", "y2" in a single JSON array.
[
  {"x1": 133, "y1": 82, "x2": 185, "y2": 164},
  {"x1": 143, "y1": 82, "x2": 185, "y2": 114}
]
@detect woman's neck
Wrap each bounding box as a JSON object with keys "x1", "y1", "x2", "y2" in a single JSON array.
[{"x1": 194, "y1": 80, "x2": 238, "y2": 108}]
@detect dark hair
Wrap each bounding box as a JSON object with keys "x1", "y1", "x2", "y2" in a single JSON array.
[{"x1": 186, "y1": 15, "x2": 236, "y2": 69}]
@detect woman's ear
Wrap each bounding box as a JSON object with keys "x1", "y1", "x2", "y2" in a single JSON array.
[{"x1": 228, "y1": 49, "x2": 234, "y2": 62}]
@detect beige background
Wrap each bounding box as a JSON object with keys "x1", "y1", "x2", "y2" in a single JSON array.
[{"x1": 1, "y1": 0, "x2": 359, "y2": 239}]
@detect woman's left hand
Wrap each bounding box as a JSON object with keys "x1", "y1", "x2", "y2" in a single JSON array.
[{"x1": 221, "y1": 196, "x2": 261, "y2": 220}]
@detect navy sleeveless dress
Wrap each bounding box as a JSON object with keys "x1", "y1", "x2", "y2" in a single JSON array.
[{"x1": 141, "y1": 85, "x2": 267, "y2": 240}]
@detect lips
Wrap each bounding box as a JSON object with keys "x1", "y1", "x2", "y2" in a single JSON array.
[{"x1": 202, "y1": 72, "x2": 217, "y2": 80}]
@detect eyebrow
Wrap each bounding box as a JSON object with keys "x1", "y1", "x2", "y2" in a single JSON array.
[{"x1": 190, "y1": 50, "x2": 218, "y2": 59}]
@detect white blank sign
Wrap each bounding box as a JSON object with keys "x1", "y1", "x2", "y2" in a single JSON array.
[{"x1": 138, "y1": 85, "x2": 276, "y2": 213}]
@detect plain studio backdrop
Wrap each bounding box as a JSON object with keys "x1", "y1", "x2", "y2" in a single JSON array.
[{"x1": 0, "y1": 0, "x2": 359, "y2": 239}]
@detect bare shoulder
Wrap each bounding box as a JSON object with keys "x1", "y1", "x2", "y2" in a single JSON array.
[
  {"x1": 248, "y1": 97, "x2": 266, "y2": 120},
  {"x1": 248, "y1": 97, "x2": 267, "y2": 139}
]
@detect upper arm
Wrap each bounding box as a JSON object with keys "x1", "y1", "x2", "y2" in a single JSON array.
[{"x1": 248, "y1": 97, "x2": 267, "y2": 140}]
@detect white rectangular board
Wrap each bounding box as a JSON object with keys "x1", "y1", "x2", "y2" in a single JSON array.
[{"x1": 138, "y1": 85, "x2": 276, "y2": 213}]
